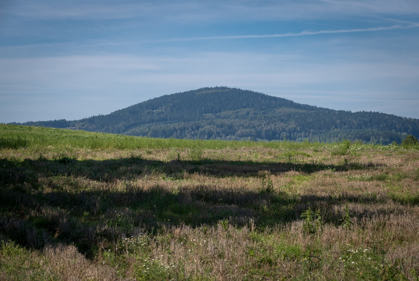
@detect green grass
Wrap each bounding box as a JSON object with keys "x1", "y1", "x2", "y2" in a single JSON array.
[
  {"x1": 0, "y1": 124, "x2": 418, "y2": 280},
  {"x1": 0, "y1": 124, "x2": 325, "y2": 151}
]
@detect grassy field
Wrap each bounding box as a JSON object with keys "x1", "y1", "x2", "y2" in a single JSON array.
[{"x1": 0, "y1": 124, "x2": 418, "y2": 280}]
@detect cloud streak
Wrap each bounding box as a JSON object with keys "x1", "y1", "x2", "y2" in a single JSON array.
[
  {"x1": 1, "y1": 50, "x2": 419, "y2": 122},
  {"x1": 159, "y1": 23, "x2": 419, "y2": 42}
]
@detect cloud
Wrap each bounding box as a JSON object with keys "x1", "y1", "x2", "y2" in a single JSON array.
[
  {"x1": 156, "y1": 23, "x2": 419, "y2": 42},
  {"x1": 1, "y1": 50, "x2": 419, "y2": 122},
  {"x1": 1, "y1": 51, "x2": 418, "y2": 97}
]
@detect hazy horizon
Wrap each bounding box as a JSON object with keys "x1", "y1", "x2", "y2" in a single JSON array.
[
  {"x1": 5, "y1": 86, "x2": 419, "y2": 124},
  {"x1": 1, "y1": 0, "x2": 419, "y2": 123}
]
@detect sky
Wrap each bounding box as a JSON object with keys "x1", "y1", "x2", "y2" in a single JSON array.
[{"x1": 1, "y1": 0, "x2": 419, "y2": 123}]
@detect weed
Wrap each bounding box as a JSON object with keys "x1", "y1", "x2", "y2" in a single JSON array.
[
  {"x1": 388, "y1": 192, "x2": 419, "y2": 205},
  {"x1": 284, "y1": 152, "x2": 295, "y2": 162},
  {"x1": 302, "y1": 244, "x2": 323, "y2": 272},
  {"x1": 133, "y1": 258, "x2": 171, "y2": 281},
  {"x1": 331, "y1": 140, "x2": 351, "y2": 156},
  {"x1": 341, "y1": 205, "x2": 353, "y2": 229},
  {"x1": 219, "y1": 219, "x2": 229, "y2": 231},
  {"x1": 339, "y1": 247, "x2": 407, "y2": 280},
  {"x1": 372, "y1": 173, "x2": 389, "y2": 181},
  {"x1": 301, "y1": 208, "x2": 323, "y2": 235},
  {"x1": 260, "y1": 172, "x2": 274, "y2": 193},
  {"x1": 189, "y1": 148, "x2": 204, "y2": 161}
]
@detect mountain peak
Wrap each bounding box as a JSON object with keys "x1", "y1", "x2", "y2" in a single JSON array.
[{"x1": 23, "y1": 87, "x2": 419, "y2": 143}]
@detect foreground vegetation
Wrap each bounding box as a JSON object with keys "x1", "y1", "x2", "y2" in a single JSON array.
[{"x1": 1, "y1": 124, "x2": 418, "y2": 280}]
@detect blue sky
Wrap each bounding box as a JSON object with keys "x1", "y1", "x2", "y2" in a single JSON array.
[{"x1": 1, "y1": 0, "x2": 419, "y2": 122}]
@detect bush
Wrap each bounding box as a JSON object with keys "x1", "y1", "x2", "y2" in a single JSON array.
[
  {"x1": 331, "y1": 140, "x2": 351, "y2": 155},
  {"x1": 401, "y1": 135, "x2": 418, "y2": 147}
]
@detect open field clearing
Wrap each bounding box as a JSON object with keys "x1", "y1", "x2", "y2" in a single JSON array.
[{"x1": 0, "y1": 125, "x2": 418, "y2": 280}]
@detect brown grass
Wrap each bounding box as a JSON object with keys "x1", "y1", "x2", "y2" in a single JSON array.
[{"x1": 1, "y1": 141, "x2": 418, "y2": 280}]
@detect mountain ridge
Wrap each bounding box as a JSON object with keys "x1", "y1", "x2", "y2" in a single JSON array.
[{"x1": 22, "y1": 87, "x2": 419, "y2": 144}]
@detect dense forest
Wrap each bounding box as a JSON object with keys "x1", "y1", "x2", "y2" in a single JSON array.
[{"x1": 24, "y1": 87, "x2": 419, "y2": 144}]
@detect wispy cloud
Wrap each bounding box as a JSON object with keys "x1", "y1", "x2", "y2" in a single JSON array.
[
  {"x1": 1, "y1": 49, "x2": 419, "y2": 122},
  {"x1": 1, "y1": 51, "x2": 418, "y2": 97},
  {"x1": 158, "y1": 23, "x2": 419, "y2": 42},
  {"x1": 1, "y1": 0, "x2": 419, "y2": 122}
]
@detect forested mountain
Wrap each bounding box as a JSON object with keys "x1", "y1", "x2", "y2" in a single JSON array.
[{"x1": 24, "y1": 87, "x2": 419, "y2": 143}]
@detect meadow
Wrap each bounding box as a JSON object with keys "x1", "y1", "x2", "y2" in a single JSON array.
[{"x1": 0, "y1": 124, "x2": 418, "y2": 280}]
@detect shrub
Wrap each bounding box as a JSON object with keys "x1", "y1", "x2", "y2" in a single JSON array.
[
  {"x1": 301, "y1": 208, "x2": 323, "y2": 234},
  {"x1": 331, "y1": 140, "x2": 351, "y2": 155},
  {"x1": 402, "y1": 135, "x2": 418, "y2": 147}
]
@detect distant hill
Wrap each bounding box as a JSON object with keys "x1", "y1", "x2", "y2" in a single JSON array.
[{"x1": 23, "y1": 87, "x2": 419, "y2": 144}]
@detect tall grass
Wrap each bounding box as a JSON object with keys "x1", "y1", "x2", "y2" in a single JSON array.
[{"x1": 0, "y1": 124, "x2": 418, "y2": 280}]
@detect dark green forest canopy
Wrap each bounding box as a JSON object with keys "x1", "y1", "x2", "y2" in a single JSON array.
[{"x1": 23, "y1": 87, "x2": 419, "y2": 144}]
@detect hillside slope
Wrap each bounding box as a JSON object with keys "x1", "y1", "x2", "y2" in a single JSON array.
[{"x1": 24, "y1": 87, "x2": 419, "y2": 143}]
